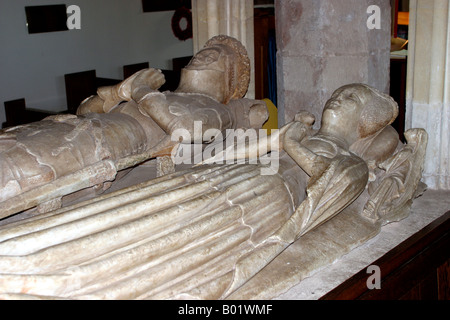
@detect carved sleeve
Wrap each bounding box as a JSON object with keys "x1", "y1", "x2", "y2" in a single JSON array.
[
  {"x1": 362, "y1": 128, "x2": 428, "y2": 223},
  {"x1": 283, "y1": 121, "x2": 330, "y2": 177}
]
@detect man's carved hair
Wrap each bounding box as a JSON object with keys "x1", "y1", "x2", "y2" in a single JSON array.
[{"x1": 204, "y1": 35, "x2": 251, "y2": 102}]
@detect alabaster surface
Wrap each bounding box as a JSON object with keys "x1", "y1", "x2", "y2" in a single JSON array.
[{"x1": 0, "y1": 36, "x2": 428, "y2": 299}]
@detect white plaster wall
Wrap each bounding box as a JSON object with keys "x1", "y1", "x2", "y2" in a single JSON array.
[{"x1": 0, "y1": 0, "x2": 193, "y2": 123}]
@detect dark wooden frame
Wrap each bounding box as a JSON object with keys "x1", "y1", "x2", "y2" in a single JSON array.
[
  {"x1": 142, "y1": 0, "x2": 191, "y2": 12},
  {"x1": 25, "y1": 5, "x2": 68, "y2": 34},
  {"x1": 123, "y1": 62, "x2": 150, "y2": 79},
  {"x1": 390, "y1": 57, "x2": 407, "y2": 142},
  {"x1": 2, "y1": 98, "x2": 57, "y2": 129},
  {"x1": 64, "y1": 70, "x2": 121, "y2": 114}
]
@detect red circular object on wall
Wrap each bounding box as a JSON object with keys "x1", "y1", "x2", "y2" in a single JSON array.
[{"x1": 171, "y1": 7, "x2": 193, "y2": 41}]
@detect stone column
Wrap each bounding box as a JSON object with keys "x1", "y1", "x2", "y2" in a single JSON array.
[
  {"x1": 406, "y1": 0, "x2": 450, "y2": 190},
  {"x1": 191, "y1": 0, "x2": 255, "y2": 99},
  {"x1": 275, "y1": 0, "x2": 391, "y2": 127}
]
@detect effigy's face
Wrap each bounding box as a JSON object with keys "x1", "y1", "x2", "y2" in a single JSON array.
[
  {"x1": 186, "y1": 46, "x2": 228, "y2": 73},
  {"x1": 322, "y1": 86, "x2": 373, "y2": 127},
  {"x1": 320, "y1": 85, "x2": 374, "y2": 143},
  {"x1": 177, "y1": 44, "x2": 236, "y2": 103},
  {"x1": 323, "y1": 87, "x2": 365, "y2": 121}
]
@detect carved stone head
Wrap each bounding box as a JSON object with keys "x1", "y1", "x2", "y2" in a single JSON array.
[
  {"x1": 176, "y1": 35, "x2": 251, "y2": 104},
  {"x1": 320, "y1": 83, "x2": 398, "y2": 145}
]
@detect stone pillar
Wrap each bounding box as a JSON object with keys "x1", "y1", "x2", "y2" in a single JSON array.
[
  {"x1": 406, "y1": 0, "x2": 450, "y2": 190},
  {"x1": 191, "y1": 0, "x2": 255, "y2": 99},
  {"x1": 275, "y1": 0, "x2": 391, "y2": 127}
]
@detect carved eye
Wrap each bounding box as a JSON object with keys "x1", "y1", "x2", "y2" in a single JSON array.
[
  {"x1": 196, "y1": 50, "x2": 219, "y2": 64},
  {"x1": 204, "y1": 54, "x2": 216, "y2": 64},
  {"x1": 190, "y1": 56, "x2": 201, "y2": 64},
  {"x1": 349, "y1": 93, "x2": 361, "y2": 103}
]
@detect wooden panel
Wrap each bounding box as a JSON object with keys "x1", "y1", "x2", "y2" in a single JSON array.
[
  {"x1": 3, "y1": 98, "x2": 26, "y2": 128},
  {"x1": 172, "y1": 56, "x2": 192, "y2": 72},
  {"x1": 2, "y1": 98, "x2": 56, "y2": 129},
  {"x1": 25, "y1": 5, "x2": 68, "y2": 34},
  {"x1": 159, "y1": 70, "x2": 180, "y2": 92},
  {"x1": 123, "y1": 62, "x2": 149, "y2": 79},
  {"x1": 438, "y1": 259, "x2": 450, "y2": 300},
  {"x1": 399, "y1": 272, "x2": 438, "y2": 300},
  {"x1": 64, "y1": 70, "x2": 120, "y2": 114},
  {"x1": 142, "y1": 0, "x2": 191, "y2": 12},
  {"x1": 390, "y1": 58, "x2": 407, "y2": 142},
  {"x1": 64, "y1": 70, "x2": 97, "y2": 114}
]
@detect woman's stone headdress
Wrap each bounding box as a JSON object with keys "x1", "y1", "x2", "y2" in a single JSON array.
[
  {"x1": 203, "y1": 35, "x2": 251, "y2": 102},
  {"x1": 357, "y1": 84, "x2": 399, "y2": 138}
]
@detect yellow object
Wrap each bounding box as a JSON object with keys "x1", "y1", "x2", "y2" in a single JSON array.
[
  {"x1": 262, "y1": 99, "x2": 278, "y2": 135},
  {"x1": 398, "y1": 12, "x2": 409, "y2": 26}
]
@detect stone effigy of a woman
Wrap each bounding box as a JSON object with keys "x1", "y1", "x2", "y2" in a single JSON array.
[{"x1": 0, "y1": 36, "x2": 427, "y2": 299}]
